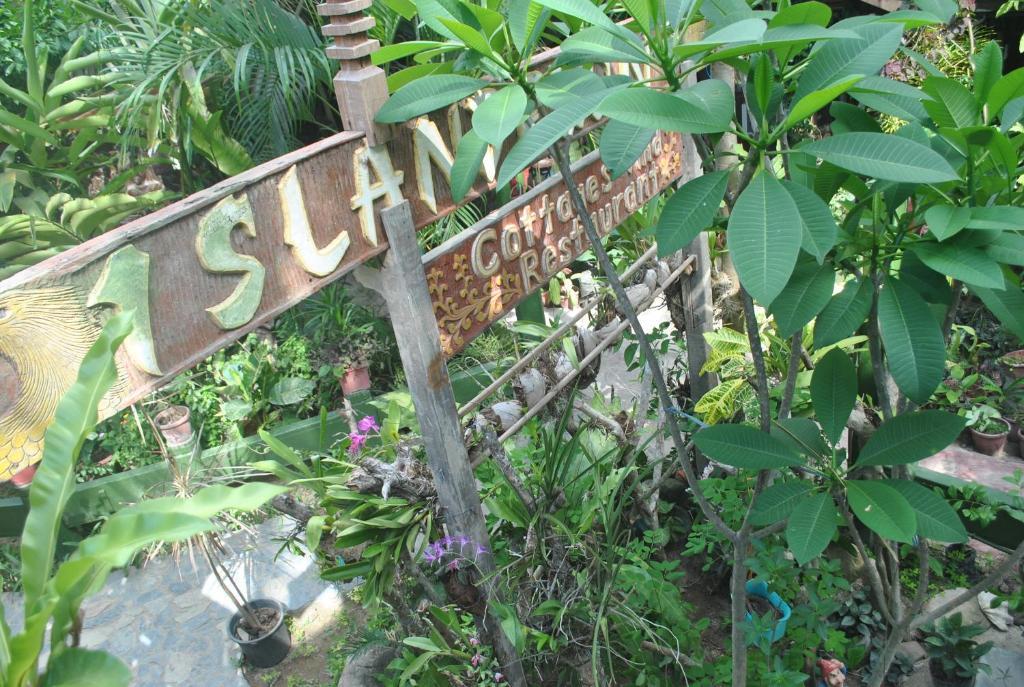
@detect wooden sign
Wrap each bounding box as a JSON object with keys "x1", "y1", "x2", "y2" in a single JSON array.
[
  {"x1": 0, "y1": 104, "x2": 497, "y2": 481},
  {"x1": 424, "y1": 131, "x2": 685, "y2": 357}
]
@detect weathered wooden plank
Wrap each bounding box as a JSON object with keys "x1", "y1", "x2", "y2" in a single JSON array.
[
  {"x1": 423, "y1": 131, "x2": 686, "y2": 357},
  {"x1": 377, "y1": 201, "x2": 526, "y2": 685}
]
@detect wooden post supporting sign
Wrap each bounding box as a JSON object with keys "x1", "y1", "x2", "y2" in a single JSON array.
[{"x1": 376, "y1": 201, "x2": 527, "y2": 686}]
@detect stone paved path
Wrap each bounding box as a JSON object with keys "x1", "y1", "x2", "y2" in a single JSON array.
[{"x1": 2, "y1": 517, "x2": 343, "y2": 687}]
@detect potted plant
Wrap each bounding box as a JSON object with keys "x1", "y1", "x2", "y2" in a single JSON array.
[
  {"x1": 294, "y1": 284, "x2": 379, "y2": 396},
  {"x1": 148, "y1": 420, "x2": 292, "y2": 668},
  {"x1": 964, "y1": 404, "x2": 1011, "y2": 456},
  {"x1": 326, "y1": 326, "x2": 376, "y2": 396},
  {"x1": 921, "y1": 612, "x2": 993, "y2": 687},
  {"x1": 743, "y1": 578, "x2": 792, "y2": 644},
  {"x1": 153, "y1": 403, "x2": 194, "y2": 448}
]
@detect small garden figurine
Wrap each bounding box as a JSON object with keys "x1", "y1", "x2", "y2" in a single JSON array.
[{"x1": 817, "y1": 658, "x2": 847, "y2": 687}]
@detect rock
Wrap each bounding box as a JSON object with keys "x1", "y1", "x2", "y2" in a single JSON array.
[
  {"x1": 903, "y1": 668, "x2": 934, "y2": 687},
  {"x1": 338, "y1": 642, "x2": 401, "y2": 687},
  {"x1": 922, "y1": 588, "x2": 988, "y2": 629},
  {"x1": 979, "y1": 591, "x2": 1013, "y2": 631},
  {"x1": 897, "y1": 640, "x2": 928, "y2": 668},
  {"x1": 824, "y1": 543, "x2": 868, "y2": 586}
]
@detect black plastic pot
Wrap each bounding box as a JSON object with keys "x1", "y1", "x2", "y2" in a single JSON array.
[{"x1": 227, "y1": 598, "x2": 290, "y2": 668}]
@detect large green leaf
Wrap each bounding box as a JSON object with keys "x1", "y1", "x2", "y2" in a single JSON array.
[
  {"x1": 912, "y1": 241, "x2": 1004, "y2": 289},
  {"x1": 772, "y1": 417, "x2": 831, "y2": 460},
  {"x1": 599, "y1": 119, "x2": 655, "y2": 180},
  {"x1": 769, "y1": 257, "x2": 834, "y2": 337},
  {"x1": 814, "y1": 278, "x2": 872, "y2": 350},
  {"x1": 727, "y1": 172, "x2": 802, "y2": 304},
  {"x1": 40, "y1": 648, "x2": 131, "y2": 687},
  {"x1": 847, "y1": 480, "x2": 917, "y2": 543},
  {"x1": 922, "y1": 76, "x2": 980, "y2": 129},
  {"x1": 878, "y1": 278, "x2": 946, "y2": 404},
  {"x1": 972, "y1": 41, "x2": 1003, "y2": 105},
  {"x1": 559, "y1": 25, "x2": 649, "y2": 64},
  {"x1": 794, "y1": 22, "x2": 902, "y2": 104},
  {"x1": 450, "y1": 129, "x2": 489, "y2": 202},
  {"x1": 965, "y1": 205, "x2": 1024, "y2": 230},
  {"x1": 376, "y1": 75, "x2": 486, "y2": 124},
  {"x1": 654, "y1": 170, "x2": 729, "y2": 256},
  {"x1": 674, "y1": 18, "x2": 768, "y2": 59},
  {"x1": 914, "y1": 0, "x2": 956, "y2": 22},
  {"x1": 751, "y1": 481, "x2": 815, "y2": 525},
  {"x1": 534, "y1": 0, "x2": 616, "y2": 28},
  {"x1": 75, "y1": 512, "x2": 213, "y2": 568},
  {"x1": 599, "y1": 81, "x2": 733, "y2": 134},
  {"x1": 784, "y1": 75, "x2": 863, "y2": 130},
  {"x1": 534, "y1": 68, "x2": 603, "y2": 109},
  {"x1": 924, "y1": 204, "x2": 970, "y2": 241},
  {"x1": 801, "y1": 133, "x2": 960, "y2": 183},
  {"x1": 472, "y1": 86, "x2": 527, "y2": 150},
  {"x1": 786, "y1": 492, "x2": 838, "y2": 565},
  {"x1": 496, "y1": 88, "x2": 609, "y2": 189},
  {"x1": 968, "y1": 271, "x2": 1024, "y2": 342},
  {"x1": 811, "y1": 348, "x2": 857, "y2": 446},
  {"x1": 20, "y1": 313, "x2": 132, "y2": 610},
  {"x1": 856, "y1": 410, "x2": 965, "y2": 467},
  {"x1": 780, "y1": 179, "x2": 838, "y2": 262},
  {"x1": 770, "y1": 1, "x2": 832, "y2": 27},
  {"x1": 987, "y1": 67, "x2": 1024, "y2": 119},
  {"x1": 850, "y1": 76, "x2": 930, "y2": 121},
  {"x1": 113, "y1": 482, "x2": 288, "y2": 520},
  {"x1": 508, "y1": 0, "x2": 549, "y2": 54},
  {"x1": 885, "y1": 479, "x2": 967, "y2": 543},
  {"x1": 693, "y1": 424, "x2": 803, "y2": 470}
]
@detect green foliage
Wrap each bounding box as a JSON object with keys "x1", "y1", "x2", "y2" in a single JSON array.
[
  {"x1": 1, "y1": 0, "x2": 172, "y2": 278},
  {"x1": 92, "y1": 0, "x2": 336, "y2": 173},
  {"x1": 922, "y1": 612, "x2": 994, "y2": 683},
  {"x1": 3, "y1": 313, "x2": 282, "y2": 687}
]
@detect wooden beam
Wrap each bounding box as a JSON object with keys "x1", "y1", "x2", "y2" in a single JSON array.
[
  {"x1": 318, "y1": 1, "x2": 391, "y2": 144},
  {"x1": 377, "y1": 201, "x2": 526, "y2": 686},
  {"x1": 677, "y1": 132, "x2": 718, "y2": 400}
]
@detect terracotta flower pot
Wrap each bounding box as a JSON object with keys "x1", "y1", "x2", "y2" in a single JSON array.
[
  {"x1": 970, "y1": 418, "x2": 1010, "y2": 456},
  {"x1": 10, "y1": 463, "x2": 37, "y2": 488},
  {"x1": 1002, "y1": 350, "x2": 1024, "y2": 380},
  {"x1": 154, "y1": 405, "x2": 194, "y2": 448},
  {"x1": 340, "y1": 366, "x2": 371, "y2": 395}
]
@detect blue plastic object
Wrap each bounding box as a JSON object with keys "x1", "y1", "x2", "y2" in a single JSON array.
[{"x1": 745, "y1": 579, "x2": 792, "y2": 643}]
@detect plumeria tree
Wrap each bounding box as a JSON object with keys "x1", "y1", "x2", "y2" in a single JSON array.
[{"x1": 373, "y1": 0, "x2": 1024, "y2": 684}]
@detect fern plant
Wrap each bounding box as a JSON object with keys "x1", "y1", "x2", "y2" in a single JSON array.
[{"x1": 80, "y1": 0, "x2": 339, "y2": 181}]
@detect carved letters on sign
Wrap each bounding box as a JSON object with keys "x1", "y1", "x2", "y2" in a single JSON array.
[
  {"x1": 0, "y1": 101, "x2": 499, "y2": 479},
  {"x1": 424, "y1": 131, "x2": 684, "y2": 357}
]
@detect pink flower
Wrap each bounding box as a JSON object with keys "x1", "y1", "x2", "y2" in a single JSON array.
[
  {"x1": 472, "y1": 653, "x2": 483, "y2": 667},
  {"x1": 357, "y1": 416, "x2": 380, "y2": 433},
  {"x1": 469, "y1": 636, "x2": 480, "y2": 647},
  {"x1": 447, "y1": 559, "x2": 460, "y2": 571},
  {"x1": 348, "y1": 432, "x2": 367, "y2": 454},
  {"x1": 495, "y1": 672, "x2": 504, "y2": 682}
]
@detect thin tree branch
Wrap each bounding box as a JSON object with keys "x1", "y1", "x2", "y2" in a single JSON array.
[
  {"x1": 740, "y1": 288, "x2": 772, "y2": 431},
  {"x1": 867, "y1": 537, "x2": 931, "y2": 687},
  {"x1": 549, "y1": 139, "x2": 737, "y2": 544},
  {"x1": 779, "y1": 333, "x2": 802, "y2": 421},
  {"x1": 838, "y1": 496, "x2": 897, "y2": 626}
]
